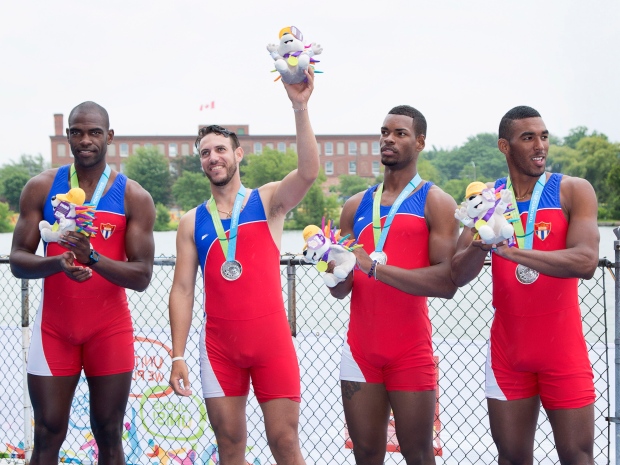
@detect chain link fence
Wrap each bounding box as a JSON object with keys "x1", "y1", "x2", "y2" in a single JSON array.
[{"x1": 0, "y1": 255, "x2": 612, "y2": 464}]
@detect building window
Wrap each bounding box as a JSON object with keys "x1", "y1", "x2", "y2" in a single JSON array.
[
  {"x1": 120, "y1": 143, "x2": 129, "y2": 157},
  {"x1": 144, "y1": 143, "x2": 153, "y2": 149},
  {"x1": 360, "y1": 142, "x2": 368, "y2": 155},
  {"x1": 107, "y1": 144, "x2": 116, "y2": 157},
  {"x1": 132, "y1": 143, "x2": 140, "y2": 154},
  {"x1": 266, "y1": 143, "x2": 274, "y2": 149},
  {"x1": 348, "y1": 161, "x2": 357, "y2": 174},
  {"x1": 372, "y1": 161, "x2": 380, "y2": 175},
  {"x1": 237, "y1": 128, "x2": 245, "y2": 135},
  {"x1": 181, "y1": 143, "x2": 190, "y2": 156},
  {"x1": 58, "y1": 144, "x2": 66, "y2": 157},
  {"x1": 324, "y1": 142, "x2": 333, "y2": 156},
  {"x1": 157, "y1": 143, "x2": 165, "y2": 155},
  {"x1": 109, "y1": 163, "x2": 117, "y2": 171},
  {"x1": 120, "y1": 162, "x2": 126, "y2": 173},
  {"x1": 289, "y1": 143, "x2": 297, "y2": 153},
  {"x1": 169, "y1": 143, "x2": 178, "y2": 157},
  {"x1": 254, "y1": 142, "x2": 263, "y2": 154},
  {"x1": 372, "y1": 141, "x2": 380, "y2": 155},
  {"x1": 277, "y1": 142, "x2": 286, "y2": 152},
  {"x1": 317, "y1": 142, "x2": 321, "y2": 155},
  {"x1": 337, "y1": 142, "x2": 345, "y2": 155},
  {"x1": 325, "y1": 161, "x2": 334, "y2": 175},
  {"x1": 348, "y1": 141, "x2": 357, "y2": 155}
]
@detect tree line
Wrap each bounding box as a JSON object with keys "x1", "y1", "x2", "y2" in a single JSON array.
[{"x1": 0, "y1": 126, "x2": 618, "y2": 233}]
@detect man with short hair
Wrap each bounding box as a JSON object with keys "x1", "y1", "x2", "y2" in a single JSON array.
[
  {"x1": 10, "y1": 101, "x2": 156, "y2": 465},
  {"x1": 329, "y1": 105, "x2": 459, "y2": 465},
  {"x1": 451, "y1": 106, "x2": 598, "y2": 464},
  {"x1": 168, "y1": 70, "x2": 318, "y2": 465}
]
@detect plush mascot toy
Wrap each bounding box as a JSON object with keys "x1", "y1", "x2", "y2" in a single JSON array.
[
  {"x1": 267, "y1": 26, "x2": 323, "y2": 84},
  {"x1": 454, "y1": 181, "x2": 515, "y2": 245},
  {"x1": 302, "y1": 219, "x2": 360, "y2": 288},
  {"x1": 39, "y1": 188, "x2": 97, "y2": 243}
]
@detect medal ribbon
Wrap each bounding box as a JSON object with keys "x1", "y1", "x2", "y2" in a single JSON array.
[
  {"x1": 207, "y1": 185, "x2": 246, "y2": 261},
  {"x1": 506, "y1": 173, "x2": 546, "y2": 250},
  {"x1": 70, "y1": 164, "x2": 111, "y2": 209},
  {"x1": 372, "y1": 173, "x2": 422, "y2": 252}
]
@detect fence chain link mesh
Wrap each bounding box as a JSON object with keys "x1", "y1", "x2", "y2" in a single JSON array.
[{"x1": 0, "y1": 255, "x2": 612, "y2": 464}]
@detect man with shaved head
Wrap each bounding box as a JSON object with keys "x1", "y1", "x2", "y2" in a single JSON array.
[{"x1": 10, "y1": 101, "x2": 156, "y2": 464}]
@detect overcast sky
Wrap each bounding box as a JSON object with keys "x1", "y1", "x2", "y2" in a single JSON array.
[{"x1": 1, "y1": 0, "x2": 618, "y2": 167}]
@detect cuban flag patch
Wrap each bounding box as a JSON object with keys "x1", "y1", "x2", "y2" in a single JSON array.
[
  {"x1": 534, "y1": 222, "x2": 551, "y2": 241},
  {"x1": 100, "y1": 223, "x2": 116, "y2": 240}
]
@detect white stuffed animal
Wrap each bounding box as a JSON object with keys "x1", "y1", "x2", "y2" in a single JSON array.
[
  {"x1": 302, "y1": 223, "x2": 358, "y2": 288},
  {"x1": 455, "y1": 181, "x2": 515, "y2": 245},
  {"x1": 39, "y1": 188, "x2": 97, "y2": 242},
  {"x1": 267, "y1": 26, "x2": 322, "y2": 84}
]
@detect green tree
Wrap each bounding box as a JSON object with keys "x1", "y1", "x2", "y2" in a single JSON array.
[
  {"x1": 240, "y1": 148, "x2": 298, "y2": 188},
  {"x1": 0, "y1": 167, "x2": 30, "y2": 211},
  {"x1": 286, "y1": 181, "x2": 340, "y2": 230},
  {"x1": 171, "y1": 154, "x2": 202, "y2": 179},
  {"x1": 0, "y1": 201, "x2": 15, "y2": 232},
  {"x1": 124, "y1": 147, "x2": 172, "y2": 206},
  {"x1": 330, "y1": 175, "x2": 372, "y2": 200},
  {"x1": 154, "y1": 203, "x2": 174, "y2": 231},
  {"x1": 172, "y1": 172, "x2": 212, "y2": 211}
]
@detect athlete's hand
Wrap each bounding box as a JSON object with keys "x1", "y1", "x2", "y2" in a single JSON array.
[
  {"x1": 169, "y1": 360, "x2": 192, "y2": 397},
  {"x1": 58, "y1": 231, "x2": 92, "y2": 265},
  {"x1": 59, "y1": 251, "x2": 92, "y2": 282},
  {"x1": 353, "y1": 248, "x2": 373, "y2": 274}
]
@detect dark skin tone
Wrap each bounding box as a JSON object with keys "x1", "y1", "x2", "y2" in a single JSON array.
[
  {"x1": 10, "y1": 105, "x2": 156, "y2": 465},
  {"x1": 330, "y1": 114, "x2": 458, "y2": 465},
  {"x1": 450, "y1": 117, "x2": 597, "y2": 465}
]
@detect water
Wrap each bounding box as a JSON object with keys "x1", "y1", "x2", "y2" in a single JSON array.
[{"x1": 1, "y1": 226, "x2": 617, "y2": 259}]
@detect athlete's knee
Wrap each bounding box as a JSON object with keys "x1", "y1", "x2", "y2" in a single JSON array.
[
  {"x1": 556, "y1": 447, "x2": 594, "y2": 465},
  {"x1": 349, "y1": 438, "x2": 387, "y2": 465},
  {"x1": 33, "y1": 420, "x2": 68, "y2": 451},
  {"x1": 267, "y1": 428, "x2": 300, "y2": 463},
  {"x1": 399, "y1": 441, "x2": 436, "y2": 465},
  {"x1": 90, "y1": 420, "x2": 123, "y2": 449}
]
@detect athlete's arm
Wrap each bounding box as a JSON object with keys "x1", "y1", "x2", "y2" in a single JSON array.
[
  {"x1": 492, "y1": 175, "x2": 599, "y2": 279},
  {"x1": 68, "y1": 178, "x2": 156, "y2": 291},
  {"x1": 263, "y1": 69, "x2": 319, "y2": 219},
  {"x1": 168, "y1": 210, "x2": 199, "y2": 397},
  {"x1": 355, "y1": 185, "x2": 459, "y2": 298},
  {"x1": 450, "y1": 227, "x2": 491, "y2": 287},
  {"x1": 329, "y1": 192, "x2": 363, "y2": 299},
  {"x1": 10, "y1": 171, "x2": 91, "y2": 282}
]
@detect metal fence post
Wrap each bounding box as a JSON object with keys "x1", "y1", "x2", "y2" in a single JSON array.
[
  {"x1": 21, "y1": 279, "x2": 32, "y2": 464},
  {"x1": 287, "y1": 261, "x2": 297, "y2": 337},
  {"x1": 613, "y1": 227, "x2": 620, "y2": 464}
]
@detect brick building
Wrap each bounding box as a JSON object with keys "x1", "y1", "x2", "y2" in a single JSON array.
[{"x1": 50, "y1": 114, "x2": 383, "y2": 184}]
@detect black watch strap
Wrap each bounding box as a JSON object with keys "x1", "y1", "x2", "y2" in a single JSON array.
[{"x1": 86, "y1": 249, "x2": 100, "y2": 266}]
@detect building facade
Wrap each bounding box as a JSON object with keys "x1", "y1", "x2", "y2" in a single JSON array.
[{"x1": 50, "y1": 114, "x2": 383, "y2": 183}]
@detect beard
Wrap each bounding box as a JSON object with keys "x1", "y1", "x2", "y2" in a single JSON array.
[{"x1": 206, "y1": 162, "x2": 238, "y2": 187}]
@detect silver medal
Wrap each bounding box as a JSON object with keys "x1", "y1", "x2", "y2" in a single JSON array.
[
  {"x1": 515, "y1": 264, "x2": 539, "y2": 285},
  {"x1": 221, "y1": 260, "x2": 242, "y2": 281},
  {"x1": 369, "y1": 251, "x2": 388, "y2": 265}
]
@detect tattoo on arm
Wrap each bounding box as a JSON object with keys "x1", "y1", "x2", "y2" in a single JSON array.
[{"x1": 342, "y1": 381, "x2": 361, "y2": 400}]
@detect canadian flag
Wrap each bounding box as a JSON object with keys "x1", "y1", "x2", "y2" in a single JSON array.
[{"x1": 200, "y1": 101, "x2": 215, "y2": 111}]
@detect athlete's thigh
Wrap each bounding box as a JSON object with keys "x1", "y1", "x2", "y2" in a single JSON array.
[
  {"x1": 388, "y1": 390, "x2": 437, "y2": 449},
  {"x1": 205, "y1": 396, "x2": 248, "y2": 442},
  {"x1": 342, "y1": 381, "x2": 391, "y2": 449},
  {"x1": 249, "y1": 312, "x2": 301, "y2": 403},
  {"x1": 546, "y1": 404, "x2": 594, "y2": 464},
  {"x1": 487, "y1": 396, "x2": 540, "y2": 464},
  {"x1": 82, "y1": 311, "x2": 134, "y2": 377},
  {"x1": 87, "y1": 372, "x2": 133, "y2": 427},
  {"x1": 28, "y1": 374, "x2": 81, "y2": 429}
]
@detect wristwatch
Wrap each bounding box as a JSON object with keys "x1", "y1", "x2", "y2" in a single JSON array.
[{"x1": 86, "y1": 249, "x2": 100, "y2": 266}]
